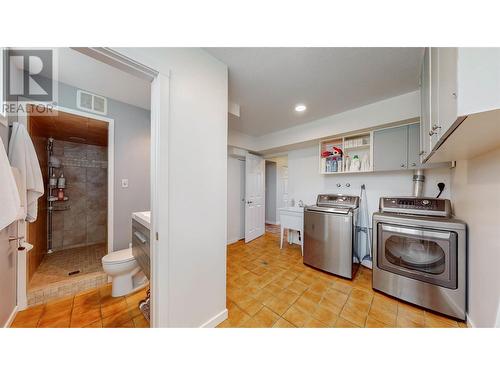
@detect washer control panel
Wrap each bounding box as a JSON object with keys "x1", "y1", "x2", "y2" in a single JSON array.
[
  {"x1": 380, "y1": 197, "x2": 451, "y2": 217},
  {"x1": 317, "y1": 194, "x2": 360, "y2": 208}
]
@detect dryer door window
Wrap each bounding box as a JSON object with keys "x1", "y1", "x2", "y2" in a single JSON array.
[{"x1": 377, "y1": 224, "x2": 457, "y2": 289}]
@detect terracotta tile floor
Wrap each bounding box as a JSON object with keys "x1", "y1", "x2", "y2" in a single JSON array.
[
  {"x1": 219, "y1": 230, "x2": 467, "y2": 328},
  {"x1": 10, "y1": 283, "x2": 149, "y2": 328}
]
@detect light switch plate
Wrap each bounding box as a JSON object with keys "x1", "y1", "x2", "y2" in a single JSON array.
[{"x1": 121, "y1": 179, "x2": 129, "y2": 188}]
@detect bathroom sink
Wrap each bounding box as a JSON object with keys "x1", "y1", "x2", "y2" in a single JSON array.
[{"x1": 132, "y1": 211, "x2": 151, "y2": 230}]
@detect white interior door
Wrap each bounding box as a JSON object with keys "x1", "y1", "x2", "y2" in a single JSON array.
[{"x1": 245, "y1": 153, "x2": 265, "y2": 243}]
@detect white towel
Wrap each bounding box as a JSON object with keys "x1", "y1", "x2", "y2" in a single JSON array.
[
  {"x1": 8, "y1": 122, "x2": 44, "y2": 222},
  {"x1": 0, "y1": 141, "x2": 22, "y2": 230}
]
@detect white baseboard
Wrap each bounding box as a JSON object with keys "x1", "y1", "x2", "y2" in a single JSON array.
[
  {"x1": 265, "y1": 220, "x2": 279, "y2": 225},
  {"x1": 3, "y1": 306, "x2": 18, "y2": 328},
  {"x1": 227, "y1": 236, "x2": 244, "y2": 245},
  {"x1": 200, "y1": 308, "x2": 228, "y2": 328},
  {"x1": 466, "y1": 313, "x2": 476, "y2": 328}
]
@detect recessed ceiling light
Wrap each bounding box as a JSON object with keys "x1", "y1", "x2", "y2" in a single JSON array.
[{"x1": 295, "y1": 104, "x2": 307, "y2": 112}]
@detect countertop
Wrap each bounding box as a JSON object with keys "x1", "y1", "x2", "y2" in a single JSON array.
[{"x1": 132, "y1": 211, "x2": 151, "y2": 230}]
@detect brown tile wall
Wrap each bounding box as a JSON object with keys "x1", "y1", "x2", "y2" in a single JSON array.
[{"x1": 51, "y1": 140, "x2": 108, "y2": 251}]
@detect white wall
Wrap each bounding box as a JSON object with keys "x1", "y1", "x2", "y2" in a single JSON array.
[
  {"x1": 117, "y1": 48, "x2": 228, "y2": 327},
  {"x1": 228, "y1": 128, "x2": 258, "y2": 151},
  {"x1": 287, "y1": 145, "x2": 452, "y2": 227},
  {"x1": 457, "y1": 48, "x2": 500, "y2": 116},
  {"x1": 451, "y1": 147, "x2": 500, "y2": 327},
  {"x1": 265, "y1": 161, "x2": 277, "y2": 224},
  {"x1": 227, "y1": 157, "x2": 245, "y2": 244}
]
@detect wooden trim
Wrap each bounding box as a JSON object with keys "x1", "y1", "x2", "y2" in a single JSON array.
[{"x1": 3, "y1": 305, "x2": 18, "y2": 328}]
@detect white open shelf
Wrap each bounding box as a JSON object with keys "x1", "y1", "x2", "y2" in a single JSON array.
[{"x1": 319, "y1": 131, "x2": 374, "y2": 175}]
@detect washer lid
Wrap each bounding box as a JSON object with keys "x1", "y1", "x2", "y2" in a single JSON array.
[
  {"x1": 305, "y1": 205, "x2": 351, "y2": 214},
  {"x1": 102, "y1": 248, "x2": 134, "y2": 264}
]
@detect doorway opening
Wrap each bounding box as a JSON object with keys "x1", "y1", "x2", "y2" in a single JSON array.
[
  {"x1": 24, "y1": 107, "x2": 113, "y2": 305},
  {"x1": 227, "y1": 155, "x2": 245, "y2": 244},
  {"x1": 265, "y1": 156, "x2": 288, "y2": 235}
]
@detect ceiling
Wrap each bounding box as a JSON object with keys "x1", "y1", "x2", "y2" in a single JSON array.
[
  {"x1": 29, "y1": 107, "x2": 108, "y2": 146},
  {"x1": 54, "y1": 48, "x2": 150, "y2": 110},
  {"x1": 206, "y1": 47, "x2": 424, "y2": 136}
]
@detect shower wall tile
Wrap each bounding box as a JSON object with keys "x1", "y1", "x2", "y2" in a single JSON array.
[
  {"x1": 87, "y1": 211, "x2": 107, "y2": 227},
  {"x1": 87, "y1": 167, "x2": 107, "y2": 186},
  {"x1": 66, "y1": 181, "x2": 86, "y2": 201},
  {"x1": 63, "y1": 210, "x2": 83, "y2": 230},
  {"x1": 87, "y1": 145, "x2": 107, "y2": 161},
  {"x1": 63, "y1": 142, "x2": 87, "y2": 159},
  {"x1": 87, "y1": 224, "x2": 106, "y2": 244},
  {"x1": 51, "y1": 230, "x2": 63, "y2": 250},
  {"x1": 63, "y1": 227, "x2": 86, "y2": 248},
  {"x1": 52, "y1": 211, "x2": 63, "y2": 231},
  {"x1": 51, "y1": 140, "x2": 108, "y2": 252},
  {"x1": 64, "y1": 166, "x2": 86, "y2": 184},
  {"x1": 67, "y1": 195, "x2": 86, "y2": 214},
  {"x1": 52, "y1": 141, "x2": 64, "y2": 157}
]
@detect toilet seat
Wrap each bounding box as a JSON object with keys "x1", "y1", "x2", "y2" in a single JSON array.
[{"x1": 102, "y1": 248, "x2": 135, "y2": 265}]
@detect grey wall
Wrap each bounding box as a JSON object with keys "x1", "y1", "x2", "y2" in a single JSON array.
[
  {"x1": 265, "y1": 161, "x2": 277, "y2": 224},
  {"x1": 56, "y1": 82, "x2": 151, "y2": 251}
]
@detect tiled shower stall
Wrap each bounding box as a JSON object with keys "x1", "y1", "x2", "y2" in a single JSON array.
[
  {"x1": 51, "y1": 140, "x2": 108, "y2": 250},
  {"x1": 27, "y1": 138, "x2": 109, "y2": 306}
]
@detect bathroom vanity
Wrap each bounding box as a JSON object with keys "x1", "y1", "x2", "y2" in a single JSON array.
[{"x1": 132, "y1": 211, "x2": 151, "y2": 279}]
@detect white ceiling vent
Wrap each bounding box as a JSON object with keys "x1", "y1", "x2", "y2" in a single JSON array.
[{"x1": 77, "y1": 90, "x2": 108, "y2": 115}]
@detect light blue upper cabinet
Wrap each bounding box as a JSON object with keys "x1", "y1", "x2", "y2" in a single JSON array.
[
  {"x1": 407, "y1": 123, "x2": 422, "y2": 169},
  {"x1": 373, "y1": 125, "x2": 408, "y2": 171}
]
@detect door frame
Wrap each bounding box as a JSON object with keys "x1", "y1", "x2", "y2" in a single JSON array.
[
  {"x1": 75, "y1": 48, "x2": 167, "y2": 328},
  {"x1": 18, "y1": 103, "x2": 115, "y2": 310},
  {"x1": 244, "y1": 153, "x2": 265, "y2": 243}
]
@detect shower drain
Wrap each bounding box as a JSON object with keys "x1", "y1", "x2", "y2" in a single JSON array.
[{"x1": 68, "y1": 270, "x2": 80, "y2": 276}]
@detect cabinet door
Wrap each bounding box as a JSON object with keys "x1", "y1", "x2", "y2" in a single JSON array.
[
  {"x1": 407, "y1": 123, "x2": 422, "y2": 169},
  {"x1": 437, "y1": 47, "x2": 458, "y2": 139},
  {"x1": 430, "y1": 47, "x2": 440, "y2": 150},
  {"x1": 373, "y1": 126, "x2": 408, "y2": 171},
  {"x1": 420, "y1": 48, "x2": 431, "y2": 162}
]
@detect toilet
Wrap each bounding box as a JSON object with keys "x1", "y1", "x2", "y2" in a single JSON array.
[{"x1": 102, "y1": 248, "x2": 146, "y2": 297}]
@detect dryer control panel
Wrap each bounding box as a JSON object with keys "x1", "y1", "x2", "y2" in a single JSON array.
[{"x1": 379, "y1": 197, "x2": 451, "y2": 217}]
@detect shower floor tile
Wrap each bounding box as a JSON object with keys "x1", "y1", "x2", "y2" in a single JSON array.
[{"x1": 27, "y1": 244, "x2": 108, "y2": 306}]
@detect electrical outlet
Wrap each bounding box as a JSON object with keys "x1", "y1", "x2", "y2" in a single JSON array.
[{"x1": 121, "y1": 179, "x2": 129, "y2": 188}]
